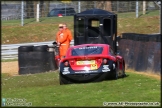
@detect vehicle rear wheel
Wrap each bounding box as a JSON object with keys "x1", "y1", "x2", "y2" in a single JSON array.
[
  {"x1": 59, "y1": 78, "x2": 64, "y2": 85},
  {"x1": 113, "y1": 68, "x2": 118, "y2": 80},
  {"x1": 59, "y1": 73, "x2": 72, "y2": 85},
  {"x1": 121, "y1": 64, "x2": 126, "y2": 78},
  {"x1": 111, "y1": 63, "x2": 118, "y2": 80}
]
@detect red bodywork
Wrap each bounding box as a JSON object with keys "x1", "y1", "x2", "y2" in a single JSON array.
[
  {"x1": 55, "y1": 55, "x2": 60, "y2": 67},
  {"x1": 59, "y1": 44, "x2": 125, "y2": 71}
]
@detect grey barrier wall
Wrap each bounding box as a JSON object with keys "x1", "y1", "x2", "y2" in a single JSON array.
[
  {"x1": 119, "y1": 33, "x2": 161, "y2": 73},
  {"x1": 1, "y1": 40, "x2": 74, "y2": 60}
]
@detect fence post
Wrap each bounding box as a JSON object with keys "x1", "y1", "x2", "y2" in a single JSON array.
[
  {"x1": 143, "y1": 1, "x2": 146, "y2": 15},
  {"x1": 160, "y1": 3, "x2": 161, "y2": 34},
  {"x1": 21, "y1": 0, "x2": 24, "y2": 26},
  {"x1": 136, "y1": 0, "x2": 139, "y2": 18},
  {"x1": 117, "y1": 1, "x2": 119, "y2": 12},
  {"x1": 36, "y1": 3, "x2": 39, "y2": 22},
  {"x1": 160, "y1": 7, "x2": 161, "y2": 34},
  {"x1": 78, "y1": 0, "x2": 81, "y2": 13},
  {"x1": 94, "y1": 1, "x2": 96, "y2": 8},
  {"x1": 65, "y1": 3, "x2": 66, "y2": 16},
  {"x1": 154, "y1": 1, "x2": 161, "y2": 34}
]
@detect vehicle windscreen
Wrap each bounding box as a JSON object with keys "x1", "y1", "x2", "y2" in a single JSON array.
[
  {"x1": 71, "y1": 46, "x2": 103, "y2": 56},
  {"x1": 49, "y1": 9, "x2": 59, "y2": 15}
]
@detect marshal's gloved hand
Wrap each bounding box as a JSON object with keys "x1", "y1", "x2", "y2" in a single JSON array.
[{"x1": 52, "y1": 41, "x2": 57, "y2": 45}]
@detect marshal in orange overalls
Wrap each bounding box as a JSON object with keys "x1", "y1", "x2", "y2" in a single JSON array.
[
  {"x1": 56, "y1": 24, "x2": 70, "y2": 59},
  {"x1": 63, "y1": 24, "x2": 73, "y2": 48}
]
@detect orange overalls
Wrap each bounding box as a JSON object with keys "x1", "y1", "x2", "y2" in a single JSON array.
[
  {"x1": 64, "y1": 28, "x2": 73, "y2": 48},
  {"x1": 56, "y1": 30, "x2": 69, "y2": 59}
]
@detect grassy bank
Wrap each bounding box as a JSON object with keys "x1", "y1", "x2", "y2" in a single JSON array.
[
  {"x1": 1, "y1": 59, "x2": 18, "y2": 62},
  {"x1": 2, "y1": 71, "x2": 161, "y2": 107},
  {"x1": 2, "y1": 10, "x2": 160, "y2": 44}
]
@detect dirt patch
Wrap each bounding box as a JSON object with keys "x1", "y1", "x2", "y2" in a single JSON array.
[
  {"x1": 126, "y1": 69, "x2": 161, "y2": 80},
  {"x1": 1, "y1": 61, "x2": 18, "y2": 75}
]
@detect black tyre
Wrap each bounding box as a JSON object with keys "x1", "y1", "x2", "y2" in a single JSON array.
[
  {"x1": 110, "y1": 62, "x2": 118, "y2": 80},
  {"x1": 33, "y1": 45, "x2": 49, "y2": 52},
  {"x1": 54, "y1": 46, "x2": 59, "y2": 56},
  {"x1": 138, "y1": 36, "x2": 149, "y2": 42},
  {"x1": 148, "y1": 36, "x2": 156, "y2": 42},
  {"x1": 112, "y1": 68, "x2": 118, "y2": 80},
  {"x1": 18, "y1": 46, "x2": 34, "y2": 52},
  {"x1": 113, "y1": 61, "x2": 126, "y2": 79},
  {"x1": 122, "y1": 33, "x2": 135, "y2": 40},
  {"x1": 121, "y1": 64, "x2": 126, "y2": 78},
  {"x1": 156, "y1": 35, "x2": 161, "y2": 42},
  {"x1": 133, "y1": 35, "x2": 139, "y2": 41}
]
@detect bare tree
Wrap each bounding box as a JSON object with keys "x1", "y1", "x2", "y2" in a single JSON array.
[
  {"x1": 26, "y1": 1, "x2": 34, "y2": 18},
  {"x1": 96, "y1": 1, "x2": 112, "y2": 11},
  {"x1": 104, "y1": 1, "x2": 112, "y2": 11},
  {"x1": 96, "y1": 1, "x2": 105, "y2": 9},
  {"x1": 40, "y1": 1, "x2": 44, "y2": 17},
  {"x1": 26, "y1": 1, "x2": 50, "y2": 18},
  {"x1": 33, "y1": 1, "x2": 39, "y2": 18},
  {"x1": 45, "y1": 1, "x2": 50, "y2": 17}
]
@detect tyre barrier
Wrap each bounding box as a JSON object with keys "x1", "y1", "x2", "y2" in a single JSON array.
[
  {"x1": 119, "y1": 33, "x2": 161, "y2": 73},
  {"x1": 122, "y1": 33, "x2": 161, "y2": 42},
  {"x1": 18, "y1": 45, "x2": 58, "y2": 75},
  {"x1": 33, "y1": 45, "x2": 49, "y2": 52},
  {"x1": 18, "y1": 45, "x2": 34, "y2": 52}
]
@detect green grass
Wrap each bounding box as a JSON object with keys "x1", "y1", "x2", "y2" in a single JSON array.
[
  {"x1": 1, "y1": 10, "x2": 160, "y2": 44},
  {"x1": 117, "y1": 10, "x2": 160, "y2": 18},
  {"x1": 1, "y1": 59, "x2": 18, "y2": 62},
  {"x1": 2, "y1": 16, "x2": 74, "y2": 26},
  {"x1": 2, "y1": 71, "x2": 161, "y2": 107}
]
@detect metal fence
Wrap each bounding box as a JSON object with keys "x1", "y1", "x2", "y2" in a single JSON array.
[
  {"x1": 1, "y1": 40, "x2": 74, "y2": 60},
  {"x1": 1, "y1": 1, "x2": 160, "y2": 20}
]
